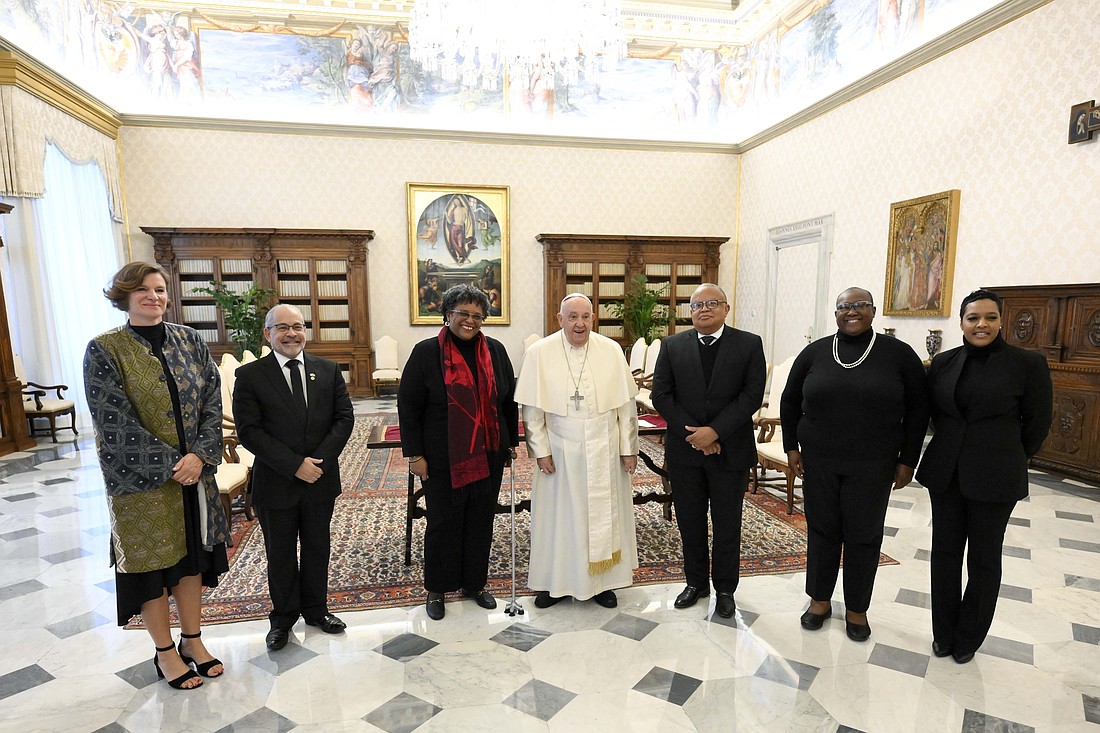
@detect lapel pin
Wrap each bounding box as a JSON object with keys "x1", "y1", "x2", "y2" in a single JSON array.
[{"x1": 309, "y1": 373, "x2": 316, "y2": 381}]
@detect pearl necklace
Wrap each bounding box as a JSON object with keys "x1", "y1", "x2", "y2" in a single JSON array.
[{"x1": 832, "y1": 330, "x2": 876, "y2": 369}]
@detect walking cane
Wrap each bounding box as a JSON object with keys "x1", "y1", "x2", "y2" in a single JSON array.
[{"x1": 505, "y1": 461, "x2": 524, "y2": 616}]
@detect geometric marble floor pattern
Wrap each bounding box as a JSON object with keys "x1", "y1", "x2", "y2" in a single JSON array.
[{"x1": 2, "y1": 398, "x2": 1099, "y2": 732}]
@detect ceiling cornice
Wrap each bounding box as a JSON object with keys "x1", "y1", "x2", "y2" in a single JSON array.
[
  {"x1": 0, "y1": 49, "x2": 121, "y2": 139},
  {"x1": 734, "y1": 0, "x2": 1053, "y2": 153},
  {"x1": 119, "y1": 113, "x2": 737, "y2": 154}
]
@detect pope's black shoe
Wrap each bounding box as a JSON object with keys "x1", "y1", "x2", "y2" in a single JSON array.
[
  {"x1": 266, "y1": 627, "x2": 289, "y2": 651},
  {"x1": 593, "y1": 590, "x2": 617, "y2": 608},
  {"x1": 674, "y1": 585, "x2": 710, "y2": 609},
  {"x1": 534, "y1": 591, "x2": 566, "y2": 608}
]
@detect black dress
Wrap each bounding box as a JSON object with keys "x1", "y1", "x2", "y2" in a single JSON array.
[{"x1": 114, "y1": 322, "x2": 229, "y2": 625}]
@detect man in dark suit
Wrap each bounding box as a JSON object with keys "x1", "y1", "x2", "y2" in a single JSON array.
[
  {"x1": 652, "y1": 283, "x2": 766, "y2": 618},
  {"x1": 233, "y1": 304, "x2": 355, "y2": 650}
]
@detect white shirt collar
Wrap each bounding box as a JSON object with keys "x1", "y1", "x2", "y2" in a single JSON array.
[{"x1": 696, "y1": 328, "x2": 723, "y2": 342}]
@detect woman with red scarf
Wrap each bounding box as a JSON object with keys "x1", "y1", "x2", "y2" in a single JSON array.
[{"x1": 398, "y1": 285, "x2": 520, "y2": 620}]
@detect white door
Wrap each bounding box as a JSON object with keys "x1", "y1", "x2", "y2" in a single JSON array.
[{"x1": 764, "y1": 215, "x2": 834, "y2": 374}]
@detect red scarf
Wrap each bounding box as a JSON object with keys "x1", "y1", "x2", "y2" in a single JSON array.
[{"x1": 439, "y1": 327, "x2": 500, "y2": 488}]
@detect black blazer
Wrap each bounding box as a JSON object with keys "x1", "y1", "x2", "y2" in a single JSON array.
[
  {"x1": 651, "y1": 325, "x2": 766, "y2": 471},
  {"x1": 916, "y1": 341, "x2": 1053, "y2": 502},
  {"x1": 233, "y1": 352, "x2": 355, "y2": 510},
  {"x1": 397, "y1": 334, "x2": 520, "y2": 476}
]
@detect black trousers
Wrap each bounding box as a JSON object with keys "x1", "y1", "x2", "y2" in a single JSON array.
[
  {"x1": 255, "y1": 495, "x2": 336, "y2": 629},
  {"x1": 422, "y1": 464, "x2": 504, "y2": 594},
  {"x1": 929, "y1": 476, "x2": 1016, "y2": 656},
  {"x1": 667, "y1": 461, "x2": 747, "y2": 594},
  {"x1": 802, "y1": 456, "x2": 895, "y2": 613}
]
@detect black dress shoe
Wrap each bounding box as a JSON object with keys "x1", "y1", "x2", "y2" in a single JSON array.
[
  {"x1": 932, "y1": 641, "x2": 953, "y2": 658},
  {"x1": 674, "y1": 585, "x2": 710, "y2": 609},
  {"x1": 305, "y1": 613, "x2": 347, "y2": 634},
  {"x1": 714, "y1": 592, "x2": 736, "y2": 619},
  {"x1": 463, "y1": 588, "x2": 497, "y2": 610},
  {"x1": 534, "y1": 591, "x2": 566, "y2": 609},
  {"x1": 952, "y1": 650, "x2": 975, "y2": 664},
  {"x1": 266, "y1": 627, "x2": 289, "y2": 650},
  {"x1": 593, "y1": 590, "x2": 617, "y2": 608},
  {"x1": 426, "y1": 592, "x2": 445, "y2": 620},
  {"x1": 845, "y1": 618, "x2": 871, "y2": 642},
  {"x1": 800, "y1": 605, "x2": 831, "y2": 630}
]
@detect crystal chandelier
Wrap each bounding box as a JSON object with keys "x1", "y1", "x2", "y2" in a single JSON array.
[{"x1": 408, "y1": 0, "x2": 625, "y2": 90}]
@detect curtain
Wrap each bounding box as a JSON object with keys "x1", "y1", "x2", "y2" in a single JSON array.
[{"x1": 1, "y1": 143, "x2": 126, "y2": 429}]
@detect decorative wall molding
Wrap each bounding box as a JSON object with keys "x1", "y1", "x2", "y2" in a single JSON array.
[{"x1": 0, "y1": 50, "x2": 120, "y2": 139}]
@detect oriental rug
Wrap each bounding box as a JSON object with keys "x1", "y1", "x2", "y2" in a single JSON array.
[{"x1": 129, "y1": 418, "x2": 897, "y2": 628}]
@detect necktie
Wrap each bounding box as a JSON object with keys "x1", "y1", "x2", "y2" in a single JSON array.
[
  {"x1": 287, "y1": 358, "x2": 306, "y2": 409},
  {"x1": 700, "y1": 335, "x2": 716, "y2": 346}
]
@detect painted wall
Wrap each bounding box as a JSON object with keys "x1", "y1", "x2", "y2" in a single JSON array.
[
  {"x1": 736, "y1": 0, "x2": 1100, "y2": 360},
  {"x1": 119, "y1": 128, "x2": 739, "y2": 366}
]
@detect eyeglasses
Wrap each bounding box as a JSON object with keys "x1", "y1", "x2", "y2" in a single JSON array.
[
  {"x1": 689, "y1": 299, "x2": 727, "y2": 312},
  {"x1": 271, "y1": 323, "x2": 306, "y2": 334},
  {"x1": 450, "y1": 309, "x2": 486, "y2": 322},
  {"x1": 835, "y1": 301, "x2": 873, "y2": 312}
]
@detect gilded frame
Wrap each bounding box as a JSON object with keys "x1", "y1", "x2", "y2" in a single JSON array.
[
  {"x1": 883, "y1": 189, "x2": 960, "y2": 317},
  {"x1": 407, "y1": 182, "x2": 510, "y2": 326}
]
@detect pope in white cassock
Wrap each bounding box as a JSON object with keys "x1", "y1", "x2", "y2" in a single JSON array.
[{"x1": 515, "y1": 294, "x2": 640, "y2": 609}]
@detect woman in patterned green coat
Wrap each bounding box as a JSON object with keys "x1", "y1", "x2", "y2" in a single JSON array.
[{"x1": 84, "y1": 262, "x2": 229, "y2": 690}]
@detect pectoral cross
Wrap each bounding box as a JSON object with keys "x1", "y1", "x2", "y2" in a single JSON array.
[{"x1": 570, "y1": 389, "x2": 585, "y2": 411}]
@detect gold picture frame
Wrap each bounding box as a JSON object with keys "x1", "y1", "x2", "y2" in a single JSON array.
[
  {"x1": 407, "y1": 182, "x2": 510, "y2": 326},
  {"x1": 883, "y1": 189, "x2": 960, "y2": 317}
]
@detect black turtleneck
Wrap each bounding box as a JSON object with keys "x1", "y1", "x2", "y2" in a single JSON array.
[
  {"x1": 780, "y1": 328, "x2": 930, "y2": 466},
  {"x1": 954, "y1": 332, "x2": 1006, "y2": 417},
  {"x1": 130, "y1": 321, "x2": 188, "y2": 454},
  {"x1": 450, "y1": 331, "x2": 480, "y2": 385}
]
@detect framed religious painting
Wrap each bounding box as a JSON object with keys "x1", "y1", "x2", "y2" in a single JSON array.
[
  {"x1": 407, "y1": 182, "x2": 510, "y2": 325},
  {"x1": 883, "y1": 189, "x2": 960, "y2": 317}
]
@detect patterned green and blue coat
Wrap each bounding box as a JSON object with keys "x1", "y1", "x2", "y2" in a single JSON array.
[{"x1": 84, "y1": 323, "x2": 228, "y2": 573}]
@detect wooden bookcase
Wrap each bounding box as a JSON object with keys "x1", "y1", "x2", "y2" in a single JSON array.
[
  {"x1": 992, "y1": 283, "x2": 1100, "y2": 486},
  {"x1": 536, "y1": 233, "x2": 724, "y2": 346},
  {"x1": 144, "y1": 227, "x2": 377, "y2": 396}
]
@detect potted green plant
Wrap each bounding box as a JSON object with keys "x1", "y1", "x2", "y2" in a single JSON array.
[
  {"x1": 193, "y1": 280, "x2": 276, "y2": 358},
  {"x1": 607, "y1": 274, "x2": 671, "y2": 345}
]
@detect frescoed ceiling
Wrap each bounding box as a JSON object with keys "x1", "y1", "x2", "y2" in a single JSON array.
[{"x1": 0, "y1": 0, "x2": 1029, "y2": 147}]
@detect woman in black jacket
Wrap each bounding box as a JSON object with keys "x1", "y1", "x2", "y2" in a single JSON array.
[
  {"x1": 917, "y1": 289, "x2": 1053, "y2": 664},
  {"x1": 398, "y1": 284, "x2": 520, "y2": 621}
]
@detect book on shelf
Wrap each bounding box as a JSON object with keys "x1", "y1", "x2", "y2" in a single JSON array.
[
  {"x1": 220, "y1": 259, "x2": 252, "y2": 275},
  {"x1": 196, "y1": 328, "x2": 219, "y2": 341},
  {"x1": 278, "y1": 280, "x2": 311, "y2": 298},
  {"x1": 277, "y1": 259, "x2": 310, "y2": 274},
  {"x1": 598, "y1": 262, "x2": 626, "y2": 276},
  {"x1": 645, "y1": 264, "x2": 672, "y2": 276},
  {"x1": 676, "y1": 283, "x2": 696, "y2": 297},
  {"x1": 297, "y1": 304, "x2": 312, "y2": 320},
  {"x1": 318, "y1": 304, "x2": 349, "y2": 320},
  {"x1": 177, "y1": 259, "x2": 213, "y2": 274},
  {"x1": 317, "y1": 280, "x2": 348, "y2": 297},
  {"x1": 316, "y1": 260, "x2": 347, "y2": 274},
  {"x1": 677, "y1": 263, "x2": 703, "y2": 276},
  {"x1": 597, "y1": 325, "x2": 624, "y2": 338},
  {"x1": 597, "y1": 281, "x2": 625, "y2": 297},
  {"x1": 318, "y1": 326, "x2": 350, "y2": 341},
  {"x1": 675, "y1": 303, "x2": 694, "y2": 319},
  {"x1": 181, "y1": 304, "x2": 217, "y2": 321},
  {"x1": 566, "y1": 282, "x2": 594, "y2": 296},
  {"x1": 223, "y1": 280, "x2": 255, "y2": 294},
  {"x1": 565, "y1": 262, "x2": 593, "y2": 276}
]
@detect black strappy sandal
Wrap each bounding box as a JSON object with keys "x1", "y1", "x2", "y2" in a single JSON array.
[
  {"x1": 153, "y1": 643, "x2": 202, "y2": 689},
  {"x1": 177, "y1": 631, "x2": 224, "y2": 678}
]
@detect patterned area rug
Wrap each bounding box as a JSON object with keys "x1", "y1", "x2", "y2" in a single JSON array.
[{"x1": 131, "y1": 420, "x2": 896, "y2": 627}]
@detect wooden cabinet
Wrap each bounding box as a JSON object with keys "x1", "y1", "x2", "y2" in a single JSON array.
[
  {"x1": 0, "y1": 202, "x2": 36, "y2": 455},
  {"x1": 993, "y1": 283, "x2": 1100, "y2": 484},
  {"x1": 537, "y1": 233, "x2": 724, "y2": 346},
  {"x1": 145, "y1": 227, "x2": 377, "y2": 396}
]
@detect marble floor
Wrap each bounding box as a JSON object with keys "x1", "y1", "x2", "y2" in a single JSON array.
[{"x1": 2, "y1": 398, "x2": 1099, "y2": 733}]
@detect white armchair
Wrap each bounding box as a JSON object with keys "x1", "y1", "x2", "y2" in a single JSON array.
[
  {"x1": 372, "y1": 335, "x2": 402, "y2": 396},
  {"x1": 14, "y1": 355, "x2": 78, "y2": 442}
]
